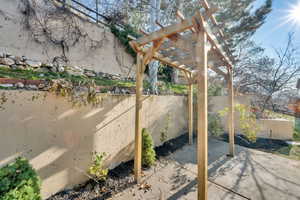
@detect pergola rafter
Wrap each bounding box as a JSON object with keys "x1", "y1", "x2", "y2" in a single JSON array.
[{"x1": 130, "y1": 1, "x2": 235, "y2": 199}]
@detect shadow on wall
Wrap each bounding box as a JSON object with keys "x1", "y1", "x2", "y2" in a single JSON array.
[{"x1": 0, "y1": 91, "x2": 188, "y2": 198}]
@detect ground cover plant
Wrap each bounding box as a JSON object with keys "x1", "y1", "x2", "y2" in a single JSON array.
[{"x1": 0, "y1": 157, "x2": 41, "y2": 200}]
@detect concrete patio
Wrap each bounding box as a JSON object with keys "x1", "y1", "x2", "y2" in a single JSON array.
[{"x1": 113, "y1": 138, "x2": 300, "y2": 200}]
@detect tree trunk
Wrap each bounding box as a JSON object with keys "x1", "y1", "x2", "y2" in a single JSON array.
[
  {"x1": 170, "y1": 0, "x2": 183, "y2": 84},
  {"x1": 148, "y1": 0, "x2": 161, "y2": 94}
]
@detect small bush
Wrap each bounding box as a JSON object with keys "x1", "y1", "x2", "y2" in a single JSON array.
[
  {"x1": 0, "y1": 157, "x2": 41, "y2": 200},
  {"x1": 294, "y1": 127, "x2": 300, "y2": 141},
  {"x1": 88, "y1": 152, "x2": 108, "y2": 181},
  {"x1": 142, "y1": 128, "x2": 156, "y2": 167},
  {"x1": 208, "y1": 113, "x2": 224, "y2": 136},
  {"x1": 219, "y1": 104, "x2": 260, "y2": 142}
]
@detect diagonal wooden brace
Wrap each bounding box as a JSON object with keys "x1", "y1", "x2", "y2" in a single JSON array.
[{"x1": 142, "y1": 38, "x2": 165, "y2": 68}]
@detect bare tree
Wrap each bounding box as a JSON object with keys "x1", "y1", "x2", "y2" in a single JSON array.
[{"x1": 234, "y1": 33, "x2": 300, "y2": 115}]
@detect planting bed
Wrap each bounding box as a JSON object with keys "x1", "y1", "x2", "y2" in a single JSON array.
[
  {"x1": 219, "y1": 133, "x2": 289, "y2": 151},
  {"x1": 47, "y1": 134, "x2": 189, "y2": 200}
]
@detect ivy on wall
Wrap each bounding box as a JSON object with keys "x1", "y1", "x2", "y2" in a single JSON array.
[{"x1": 110, "y1": 24, "x2": 140, "y2": 59}]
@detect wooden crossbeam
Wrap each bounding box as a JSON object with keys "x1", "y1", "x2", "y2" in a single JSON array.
[
  {"x1": 139, "y1": 29, "x2": 149, "y2": 36},
  {"x1": 209, "y1": 65, "x2": 227, "y2": 77},
  {"x1": 153, "y1": 52, "x2": 192, "y2": 72},
  {"x1": 203, "y1": 6, "x2": 218, "y2": 21},
  {"x1": 159, "y1": 39, "x2": 194, "y2": 52},
  {"x1": 176, "y1": 10, "x2": 185, "y2": 21},
  {"x1": 164, "y1": 49, "x2": 225, "y2": 66},
  {"x1": 135, "y1": 18, "x2": 194, "y2": 46},
  {"x1": 142, "y1": 38, "x2": 165, "y2": 67},
  {"x1": 160, "y1": 49, "x2": 190, "y2": 60},
  {"x1": 190, "y1": 65, "x2": 227, "y2": 81},
  {"x1": 177, "y1": 11, "x2": 196, "y2": 33},
  {"x1": 199, "y1": 0, "x2": 224, "y2": 37},
  {"x1": 130, "y1": 42, "x2": 192, "y2": 73},
  {"x1": 194, "y1": 11, "x2": 232, "y2": 67},
  {"x1": 199, "y1": 1, "x2": 235, "y2": 64},
  {"x1": 130, "y1": 1, "x2": 233, "y2": 73}
]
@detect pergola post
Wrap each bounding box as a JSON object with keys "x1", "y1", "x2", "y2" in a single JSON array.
[
  {"x1": 227, "y1": 68, "x2": 235, "y2": 156},
  {"x1": 134, "y1": 53, "x2": 144, "y2": 182},
  {"x1": 196, "y1": 30, "x2": 208, "y2": 200},
  {"x1": 188, "y1": 82, "x2": 194, "y2": 145}
]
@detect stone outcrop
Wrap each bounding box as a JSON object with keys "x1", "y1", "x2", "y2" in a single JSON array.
[
  {"x1": 0, "y1": 52, "x2": 135, "y2": 95},
  {"x1": 0, "y1": 52, "x2": 134, "y2": 81}
]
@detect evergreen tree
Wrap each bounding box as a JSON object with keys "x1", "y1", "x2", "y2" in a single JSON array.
[
  {"x1": 142, "y1": 128, "x2": 156, "y2": 167},
  {"x1": 215, "y1": 0, "x2": 272, "y2": 52}
]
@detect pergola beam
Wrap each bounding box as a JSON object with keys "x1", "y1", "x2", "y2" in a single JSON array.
[
  {"x1": 136, "y1": 18, "x2": 194, "y2": 46},
  {"x1": 199, "y1": 0, "x2": 224, "y2": 37}
]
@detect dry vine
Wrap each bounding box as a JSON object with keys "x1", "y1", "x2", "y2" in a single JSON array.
[
  {"x1": 49, "y1": 79, "x2": 103, "y2": 107},
  {"x1": 19, "y1": 0, "x2": 108, "y2": 65}
]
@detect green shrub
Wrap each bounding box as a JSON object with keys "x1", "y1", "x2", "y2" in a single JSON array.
[
  {"x1": 208, "y1": 113, "x2": 224, "y2": 137},
  {"x1": 88, "y1": 152, "x2": 108, "y2": 181},
  {"x1": 294, "y1": 126, "x2": 300, "y2": 141},
  {"x1": 142, "y1": 128, "x2": 156, "y2": 167},
  {"x1": 219, "y1": 104, "x2": 260, "y2": 142},
  {"x1": 0, "y1": 157, "x2": 41, "y2": 200}
]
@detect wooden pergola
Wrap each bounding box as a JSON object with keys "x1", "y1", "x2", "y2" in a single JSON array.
[{"x1": 129, "y1": 1, "x2": 235, "y2": 199}]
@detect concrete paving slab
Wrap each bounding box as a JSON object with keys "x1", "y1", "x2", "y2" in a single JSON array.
[{"x1": 113, "y1": 138, "x2": 300, "y2": 200}]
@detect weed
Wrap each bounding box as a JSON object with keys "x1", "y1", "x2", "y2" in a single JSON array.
[{"x1": 88, "y1": 152, "x2": 108, "y2": 181}]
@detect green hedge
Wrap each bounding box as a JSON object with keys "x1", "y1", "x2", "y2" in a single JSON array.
[{"x1": 0, "y1": 157, "x2": 41, "y2": 200}]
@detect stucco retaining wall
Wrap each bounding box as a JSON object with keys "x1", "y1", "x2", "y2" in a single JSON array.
[
  {"x1": 209, "y1": 96, "x2": 294, "y2": 140},
  {"x1": 0, "y1": 90, "x2": 188, "y2": 199},
  {"x1": 258, "y1": 119, "x2": 294, "y2": 140}
]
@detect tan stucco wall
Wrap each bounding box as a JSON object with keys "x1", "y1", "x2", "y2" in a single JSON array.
[
  {"x1": 209, "y1": 96, "x2": 294, "y2": 140},
  {"x1": 0, "y1": 0, "x2": 134, "y2": 77},
  {"x1": 0, "y1": 90, "x2": 187, "y2": 199},
  {"x1": 258, "y1": 119, "x2": 294, "y2": 140}
]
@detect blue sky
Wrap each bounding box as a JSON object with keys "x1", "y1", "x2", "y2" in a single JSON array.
[{"x1": 253, "y1": 0, "x2": 300, "y2": 57}]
